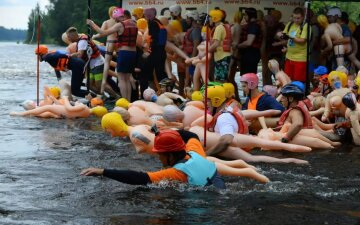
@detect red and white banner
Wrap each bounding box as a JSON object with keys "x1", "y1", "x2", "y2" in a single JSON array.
[{"x1": 123, "y1": 0, "x2": 305, "y2": 23}]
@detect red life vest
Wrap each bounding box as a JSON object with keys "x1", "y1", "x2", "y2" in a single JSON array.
[
  {"x1": 182, "y1": 28, "x2": 194, "y2": 55},
  {"x1": 54, "y1": 58, "x2": 69, "y2": 71},
  {"x1": 117, "y1": 19, "x2": 138, "y2": 48},
  {"x1": 77, "y1": 34, "x2": 101, "y2": 61},
  {"x1": 278, "y1": 101, "x2": 313, "y2": 129},
  {"x1": 208, "y1": 105, "x2": 249, "y2": 135},
  {"x1": 211, "y1": 23, "x2": 232, "y2": 52}
]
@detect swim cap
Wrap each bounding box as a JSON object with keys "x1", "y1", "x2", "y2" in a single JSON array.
[
  {"x1": 163, "y1": 105, "x2": 184, "y2": 122},
  {"x1": 280, "y1": 83, "x2": 304, "y2": 99},
  {"x1": 101, "y1": 112, "x2": 128, "y2": 136},
  {"x1": 191, "y1": 91, "x2": 203, "y2": 101},
  {"x1": 49, "y1": 86, "x2": 61, "y2": 99},
  {"x1": 314, "y1": 66, "x2": 328, "y2": 76},
  {"x1": 91, "y1": 106, "x2": 108, "y2": 118},
  {"x1": 112, "y1": 7, "x2": 125, "y2": 19},
  {"x1": 20, "y1": 100, "x2": 36, "y2": 110},
  {"x1": 222, "y1": 83, "x2": 235, "y2": 98},
  {"x1": 317, "y1": 15, "x2": 329, "y2": 28},
  {"x1": 240, "y1": 73, "x2": 259, "y2": 90},
  {"x1": 169, "y1": 5, "x2": 182, "y2": 17},
  {"x1": 209, "y1": 9, "x2": 223, "y2": 23},
  {"x1": 136, "y1": 18, "x2": 148, "y2": 31},
  {"x1": 207, "y1": 85, "x2": 226, "y2": 107},
  {"x1": 90, "y1": 97, "x2": 104, "y2": 108},
  {"x1": 342, "y1": 92, "x2": 357, "y2": 111},
  {"x1": 112, "y1": 106, "x2": 130, "y2": 121},
  {"x1": 152, "y1": 130, "x2": 186, "y2": 153},
  {"x1": 143, "y1": 88, "x2": 156, "y2": 101},
  {"x1": 35, "y1": 45, "x2": 48, "y2": 55},
  {"x1": 186, "y1": 10, "x2": 199, "y2": 21},
  {"x1": 144, "y1": 8, "x2": 156, "y2": 21},
  {"x1": 115, "y1": 98, "x2": 130, "y2": 109},
  {"x1": 132, "y1": 7, "x2": 144, "y2": 19},
  {"x1": 170, "y1": 20, "x2": 183, "y2": 33},
  {"x1": 327, "y1": 7, "x2": 341, "y2": 17}
]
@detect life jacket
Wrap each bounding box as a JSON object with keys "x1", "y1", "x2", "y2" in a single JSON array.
[
  {"x1": 278, "y1": 101, "x2": 313, "y2": 129},
  {"x1": 247, "y1": 93, "x2": 265, "y2": 110},
  {"x1": 77, "y1": 34, "x2": 101, "y2": 61},
  {"x1": 54, "y1": 58, "x2": 69, "y2": 71},
  {"x1": 154, "y1": 20, "x2": 167, "y2": 46},
  {"x1": 239, "y1": 21, "x2": 262, "y2": 49},
  {"x1": 211, "y1": 23, "x2": 232, "y2": 52},
  {"x1": 117, "y1": 19, "x2": 138, "y2": 48},
  {"x1": 182, "y1": 28, "x2": 194, "y2": 55},
  {"x1": 44, "y1": 51, "x2": 69, "y2": 71},
  {"x1": 208, "y1": 105, "x2": 249, "y2": 134},
  {"x1": 173, "y1": 151, "x2": 217, "y2": 187}
]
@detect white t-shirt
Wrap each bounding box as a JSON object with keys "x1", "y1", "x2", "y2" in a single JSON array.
[
  {"x1": 214, "y1": 112, "x2": 239, "y2": 136},
  {"x1": 77, "y1": 39, "x2": 104, "y2": 69}
]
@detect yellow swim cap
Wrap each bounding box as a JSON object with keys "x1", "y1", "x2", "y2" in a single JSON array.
[
  {"x1": 49, "y1": 86, "x2": 61, "y2": 99},
  {"x1": 222, "y1": 83, "x2": 235, "y2": 98},
  {"x1": 132, "y1": 7, "x2": 144, "y2": 19},
  {"x1": 91, "y1": 106, "x2": 108, "y2": 118},
  {"x1": 354, "y1": 77, "x2": 360, "y2": 95},
  {"x1": 115, "y1": 98, "x2": 130, "y2": 109},
  {"x1": 191, "y1": 91, "x2": 203, "y2": 101},
  {"x1": 317, "y1": 15, "x2": 329, "y2": 29},
  {"x1": 170, "y1": 20, "x2": 183, "y2": 33},
  {"x1": 207, "y1": 85, "x2": 226, "y2": 107},
  {"x1": 328, "y1": 71, "x2": 347, "y2": 87},
  {"x1": 101, "y1": 112, "x2": 129, "y2": 136},
  {"x1": 137, "y1": 18, "x2": 148, "y2": 31},
  {"x1": 209, "y1": 9, "x2": 223, "y2": 23},
  {"x1": 349, "y1": 21, "x2": 356, "y2": 34}
]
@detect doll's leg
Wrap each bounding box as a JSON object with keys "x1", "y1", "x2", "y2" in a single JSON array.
[
  {"x1": 299, "y1": 129, "x2": 341, "y2": 146},
  {"x1": 290, "y1": 135, "x2": 334, "y2": 149},
  {"x1": 334, "y1": 44, "x2": 345, "y2": 67},
  {"x1": 207, "y1": 156, "x2": 256, "y2": 170},
  {"x1": 217, "y1": 146, "x2": 308, "y2": 164},
  {"x1": 10, "y1": 105, "x2": 59, "y2": 117},
  {"x1": 214, "y1": 162, "x2": 270, "y2": 183},
  {"x1": 192, "y1": 65, "x2": 203, "y2": 91}
]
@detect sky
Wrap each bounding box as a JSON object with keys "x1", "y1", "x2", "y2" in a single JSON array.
[{"x1": 0, "y1": 0, "x2": 49, "y2": 30}]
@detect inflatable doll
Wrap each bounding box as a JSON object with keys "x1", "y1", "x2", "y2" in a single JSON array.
[
  {"x1": 10, "y1": 96, "x2": 91, "y2": 119},
  {"x1": 268, "y1": 59, "x2": 291, "y2": 96},
  {"x1": 318, "y1": 15, "x2": 360, "y2": 69},
  {"x1": 143, "y1": 88, "x2": 186, "y2": 106},
  {"x1": 100, "y1": 112, "x2": 270, "y2": 183},
  {"x1": 343, "y1": 92, "x2": 360, "y2": 145}
]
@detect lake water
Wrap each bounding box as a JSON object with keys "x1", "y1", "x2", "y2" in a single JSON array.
[{"x1": 0, "y1": 42, "x2": 359, "y2": 225}]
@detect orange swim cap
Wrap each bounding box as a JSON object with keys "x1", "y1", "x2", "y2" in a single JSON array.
[{"x1": 90, "y1": 97, "x2": 104, "y2": 107}]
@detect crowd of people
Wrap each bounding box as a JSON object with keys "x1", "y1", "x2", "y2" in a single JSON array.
[{"x1": 10, "y1": 4, "x2": 360, "y2": 189}]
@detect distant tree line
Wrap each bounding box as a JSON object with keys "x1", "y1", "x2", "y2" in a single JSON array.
[
  {"x1": 25, "y1": 0, "x2": 120, "y2": 45},
  {"x1": 0, "y1": 26, "x2": 26, "y2": 41}
]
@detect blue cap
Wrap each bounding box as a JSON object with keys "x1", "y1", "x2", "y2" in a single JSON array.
[
  {"x1": 151, "y1": 95, "x2": 158, "y2": 102},
  {"x1": 291, "y1": 81, "x2": 305, "y2": 92},
  {"x1": 314, "y1": 66, "x2": 328, "y2": 76}
]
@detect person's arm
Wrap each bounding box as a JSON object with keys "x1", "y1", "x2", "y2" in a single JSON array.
[
  {"x1": 209, "y1": 25, "x2": 222, "y2": 52},
  {"x1": 209, "y1": 39, "x2": 220, "y2": 53},
  {"x1": 206, "y1": 134, "x2": 234, "y2": 156},
  {"x1": 283, "y1": 109, "x2": 304, "y2": 141},
  {"x1": 87, "y1": 19, "x2": 123, "y2": 36},
  {"x1": 80, "y1": 168, "x2": 150, "y2": 185},
  {"x1": 321, "y1": 34, "x2": 333, "y2": 53},
  {"x1": 238, "y1": 34, "x2": 256, "y2": 48},
  {"x1": 163, "y1": 92, "x2": 186, "y2": 102}
]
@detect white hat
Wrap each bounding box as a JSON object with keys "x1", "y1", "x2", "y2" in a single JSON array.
[
  {"x1": 327, "y1": 7, "x2": 341, "y2": 17},
  {"x1": 169, "y1": 5, "x2": 182, "y2": 16},
  {"x1": 185, "y1": 11, "x2": 199, "y2": 21}
]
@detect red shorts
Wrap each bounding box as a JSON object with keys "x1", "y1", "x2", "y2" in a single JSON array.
[{"x1": 284, "y1": 59, "x2": 307, "y2": 82}]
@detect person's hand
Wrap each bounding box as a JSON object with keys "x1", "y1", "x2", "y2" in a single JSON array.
[
  {"x1": 192, "y1": 59, "x2": 200, "y2": 65},
  {"x1": 185, "y1": 58, "x2": 192, "y2": 64},
  {"x1": 86, "y1": 19, "x2": 93, "y2": 26},
  {"x1": 80, "y1": 168, "x2": 104, "y2": 176}
]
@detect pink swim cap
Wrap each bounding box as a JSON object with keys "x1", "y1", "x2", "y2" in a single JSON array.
[{"x1": 112, "y1": 7, "x2": 125, "y2": 19}]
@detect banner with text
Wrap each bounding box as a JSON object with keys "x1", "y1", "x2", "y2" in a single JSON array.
[{"x1": 123, "y1": 0, "x2": 305, "y2": 23}]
